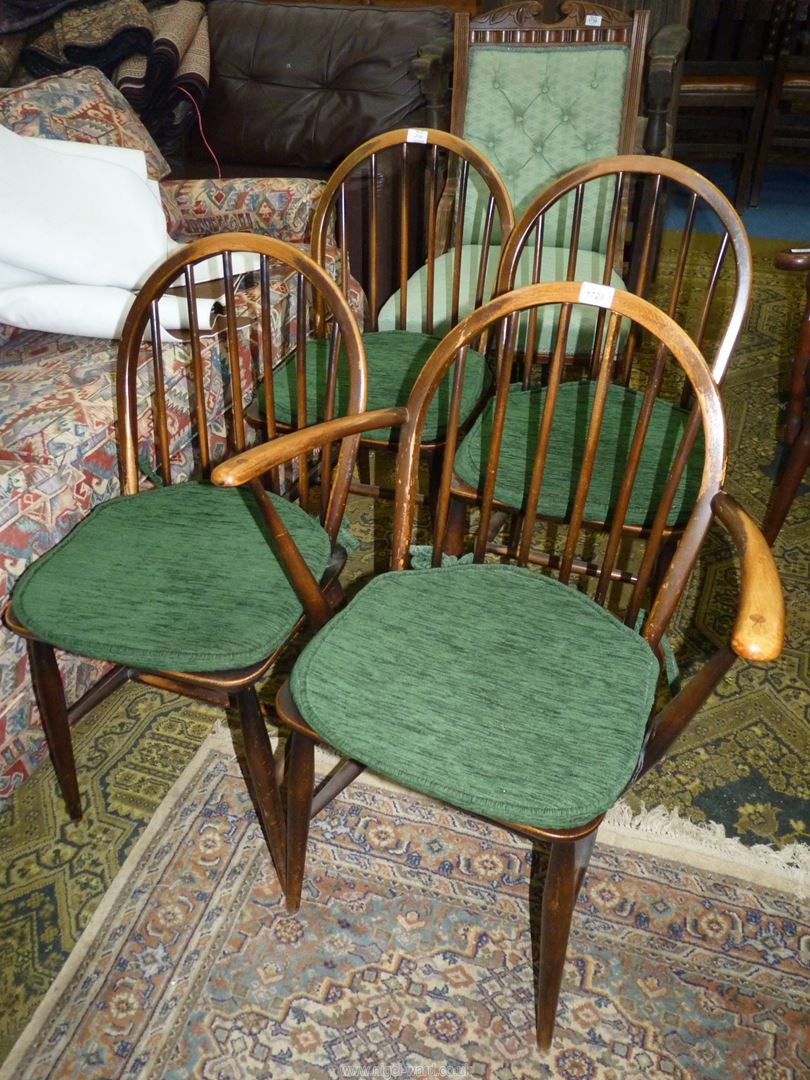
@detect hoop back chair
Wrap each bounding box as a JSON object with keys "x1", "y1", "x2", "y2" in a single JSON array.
[
  {"x1": 446, "y1": 154, "x2": 752, "y2": 559},
  {"x1": 4, "y1": 235, "x2": 370, "y2": 891},
  {"x1": 269, "y1": 128, "x2": 514, "y2": 502},
  {"x1": 212, "y1": 283, "x2": 783, "y2": 1050}
]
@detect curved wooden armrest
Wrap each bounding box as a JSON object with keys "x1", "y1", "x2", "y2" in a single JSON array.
[
  {"x1": 712, "y1": 491, "x2": 785, "y2": 662},
  {"x1": 774, "y1": 248, "x2": 810, "y2": 274},
  {"x1": 211, "y1": 407, "x2": 409, "y2": 487}
]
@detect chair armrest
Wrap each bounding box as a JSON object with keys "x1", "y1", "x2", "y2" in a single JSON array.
[
  {"x1": 410, "y1": 33, "x2": 454, "y2": 130},
  {"x1": 211, "y1": 409, "x2": 409, "y2": 488},
  {"x1": 775, "y1": 247, "x2": 810, "y2": 273},
  {"x1": 643, "y1": 23, "x2": 691, "y2": 155},
  {"x1": 711, "y1": 491, "x2": 784, "y2": 662},
  {"x1": 161, "y1": 176, "x2": 327, "y2": 245}
]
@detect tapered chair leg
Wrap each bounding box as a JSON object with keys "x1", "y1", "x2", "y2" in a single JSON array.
[
  {"x1": 285, "y1": 729, "x2": 316, "y2": 914},
  {"x1": 234, "y1": 687, "x2": 287, "y2": 895},
  {"x1": 536, "y1": 830, "x2": 597, "y2": 1051},
  {"x1": 28, "y1": 639, "x2": 81, "y2": 821}
]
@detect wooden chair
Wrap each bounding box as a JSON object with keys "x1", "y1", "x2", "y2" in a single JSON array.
[
  {"x1": 750, "y1": 2, "x2": 810, "y2": 206},
  {"x1": 451, "y1": 2, "x2": 650, "y2": 226},
  {"x1": 3, "y1": 234, "x2": 370, "y2": 894},
  {"x1": 674, "y1": 0, "x2": 789, "y2": 209},
  {"x1": 762, "y1": 246, "x2": 810, "y2": 543},
  {"x1": 255, "y1": 128, "x2": 513, "y2": 504},
  {"x1": 445, "y1": 154, "x2": 751, "y2": 557},
  {"x1": 211, "y1": 282, "x2": 783, "y2": 1050}
]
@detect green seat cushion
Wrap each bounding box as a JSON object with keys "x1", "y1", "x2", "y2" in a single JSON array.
[
  {"x1": 259, "y1": 331, "x2": 490, "y2": 444},
  {"x1": 454, "y1": 382, "x2": 705, "y2": 528},
  {"x1": 376, "y1": 245, "x2": 627, "y2": 354},
  {"x1": 291, "y1": 563, "x2": 658, "y2": 829},
  {"x1": 11, "y1": 482, "x2": 332, "y2": 673}
]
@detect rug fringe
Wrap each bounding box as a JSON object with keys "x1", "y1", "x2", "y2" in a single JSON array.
[{"x1": 602, "y1": 801, "x2": 810, "y2": 896}]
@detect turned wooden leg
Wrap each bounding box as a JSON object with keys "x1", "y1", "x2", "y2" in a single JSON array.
[
  {"x1": 762, "y1": 415, "x2": 810, "y2": 545},
  {"x1": 536, "y1": 830, "x2": 597, "y2": 1051},
  {"x1": 234, "y1": 687, "x2": 287, "y2": 895},
  {"x1": 27, "y1": 639, "x2": 81, "y2": 821},
  {"x1": 285, "y1": 729, "x2": 315, "y2": 914}
]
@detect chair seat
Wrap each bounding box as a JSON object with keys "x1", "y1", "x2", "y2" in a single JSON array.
[
  {"x1": 261, "y1": 331, "x2": 490, "y2": 444},
  {"x1": 11, "y1": 482, "x2": 332, "y2": 673},
  {"x1": 290, "y1": 562, "x2": 659, "y2": 829},
  {"x1": 376, "y1": 245, "x2": 627, "y2": 354},
  {"x1": 454, "y1": 382, "x2": 704, "y2": 528}
]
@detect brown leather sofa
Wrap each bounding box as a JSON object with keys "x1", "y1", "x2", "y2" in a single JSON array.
[{"x1": 176, "y1": 1, "x2": 455, "y2": 296}]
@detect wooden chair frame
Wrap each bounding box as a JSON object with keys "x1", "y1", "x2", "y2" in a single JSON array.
[
  {"x1": 4, "y1": 234, "x2": 370, "y2": 895},
  {"x1": 211, "y1": 282, "x2": 783, "y2": 1050}
]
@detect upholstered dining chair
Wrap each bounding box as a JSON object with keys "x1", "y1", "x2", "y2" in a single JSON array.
[
  {"x1": 255, "y1": 127, "x2": 513, "y2": 505},
  {"x1": 211, "y1": 282, "x2": 784, "y2": 1050},
  {"x1": 4, "y1": 234, "x2": 370, "y2": 892},
  {"x1": 445, "y1": 154, "x2": 751, "y2": 556}
]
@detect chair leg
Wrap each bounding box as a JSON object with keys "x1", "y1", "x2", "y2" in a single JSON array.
[
  {"x1": 762, "y1": 415, "x2": 810, "y2": 544},
  {"x1": 535, "y1": 830, "x2": 597, "y2": 1051},
  {"x1": 27, "y1": 639, "x2": 81, "y2": 821},
  {"x1": 233, "y1": 687, "x2": 287, "y2": 895},
  {"x1": 285, "y1": 729, "x2": 315, "y2": 914}
]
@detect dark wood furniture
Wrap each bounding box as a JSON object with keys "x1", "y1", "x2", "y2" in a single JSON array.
[
  {"x1": 762, "y1": 246, "x2": 810, "y2": 543},
  {"x1": 674, "y1": 0, "x2": 789, "y2": 209},
  {"x1": 2, "y1": 235, "x2": 368, "y2": 896},
  {"x1": 750, "y1": 1, "x2": 810, "y2": 205},
  {"x1": 211, "y1": 282, "x2": 783, "y2": 1051}
]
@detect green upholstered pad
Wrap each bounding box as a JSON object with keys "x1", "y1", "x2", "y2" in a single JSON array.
[
  {"x1": 263, "y1": 331, "x2": 490, "y2": 443},
  {"x1": 454, "y1": 382, "x2": 704, "y2": 528},
  {"x1": 291, "y1": 563, "x2": 658, "y2": 829},
  {"x1": 11, "y1": 482, "x2": 332, "y2": 673},
  {"x1": 461, "y1": 44, "x2": 628, "y2": 243},
  {"x1": 376, "y1": 245, "x2": 626, "y2": 354}
]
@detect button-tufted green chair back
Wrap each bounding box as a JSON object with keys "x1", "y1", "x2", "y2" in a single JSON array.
[{"x1": 452, "y1": 2, "x2": 649, "y2": 252}]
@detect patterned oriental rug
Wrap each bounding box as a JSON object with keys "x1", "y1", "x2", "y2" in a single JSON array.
[{"x1": 2, "y1": 730, "x2": 807, "y2": 1080}]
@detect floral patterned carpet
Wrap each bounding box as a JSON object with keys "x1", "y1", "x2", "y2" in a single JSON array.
[
  {"x1": 0, "y1": 236, "x2": 808, "y2": 1065},
  {"x1": 2, "y1": 733, "x2": 807, "y2": 1080}
]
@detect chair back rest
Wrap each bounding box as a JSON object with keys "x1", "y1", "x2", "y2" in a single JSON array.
[
  {"x1": 451, "y1": 2, "x2": 649, "y2": 245},
  {"x1": 685, "y1": 0, "x2": 788, "y2": 72},
  {"x1": 391, "y1": 281, "x2": 726, "y2": 652},
  {"x1": 311, "y1": 128, "x2": 514, "y2": 332},
  {"x1": 117, "y1": 234, "x2": 366, "y2": 539},
  {"x1": 496, "y1": 154, "x2": 752, "y2": 386}
]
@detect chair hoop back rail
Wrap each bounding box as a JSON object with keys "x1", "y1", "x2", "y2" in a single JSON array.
[{"x1": 496, "y1": 153, "x2": 752, "y2": 386}]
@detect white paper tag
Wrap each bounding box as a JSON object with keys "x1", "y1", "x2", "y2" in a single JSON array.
[
  {"x1": 406, "y1": 128, "x2": 428, "y2": 144},
  {"x1": 579, "y1": 282, "x2": 615, "y2": 308},
  {"x1": 585, "y1": 14, "x2": 603, "y2": 27}
]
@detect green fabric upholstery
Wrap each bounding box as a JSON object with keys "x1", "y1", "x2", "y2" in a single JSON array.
[
  {"x1": 11, "y1": 482, "x2": 332, "y2": 672},
  {"x1": 376, "y1": 245, "x2": 626, "y2": 354},
  {"x1": 454, "y1": 382, "x2": 704, "y2": 528},
  {"x1": 461, "y1": 44, "x2": 629, "y2": 243},
  {"x1": 290, "y1": 563, "x2": 658, "y2": 829},
  {"x1": 261, "y1": 331, "x2": 490, "y2": 444}
]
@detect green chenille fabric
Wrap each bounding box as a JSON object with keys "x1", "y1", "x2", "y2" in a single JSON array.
[
  {"x1": 454, "y1": 382, "x2": 704, "y2": 528},
  {"x1": 461, "y1": 44, "x2": 628, "y2": 242},
  {"x1": 260, "y1": 331, "x2": 490, "y2": 443},
  {"x1": 376, "y1": 245, "x2": 626, "y2": 353},
  {"x1": 290, "y1": 563, "x2": 658, "y2": 828},
  {"x1": 11, "y1": 483, "x2": 332, "y2": 672}
]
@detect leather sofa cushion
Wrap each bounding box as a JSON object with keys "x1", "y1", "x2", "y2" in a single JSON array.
[{"x1": 203, "y1": 0, "x2": 452, "y2": 169}]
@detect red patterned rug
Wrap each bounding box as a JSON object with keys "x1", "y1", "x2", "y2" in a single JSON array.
[{"x1": 3, "y1": 730, "x2": 807, "y2": 1080}]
